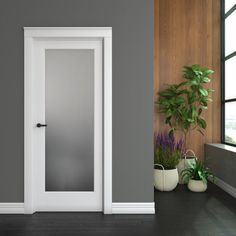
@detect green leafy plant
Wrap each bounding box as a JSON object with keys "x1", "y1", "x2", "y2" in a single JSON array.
[
  {"x1": 157, "y1": 64, "x2": 214, "y2": 149},
  {"x1": 181, "y1": 160, "x2": 214, "y2": 184},
  {"x1": 154, "y1": 132, "x2": 184, "y2": 170}
]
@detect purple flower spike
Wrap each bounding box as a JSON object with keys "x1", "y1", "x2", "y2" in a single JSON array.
[{"x1": 154, "y1": 132, "x2": 184, "y2": 154}]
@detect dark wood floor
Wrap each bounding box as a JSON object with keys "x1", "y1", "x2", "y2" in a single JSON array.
[{"x1": 0, "y1": 183, "x2": 236, "y2": 236}]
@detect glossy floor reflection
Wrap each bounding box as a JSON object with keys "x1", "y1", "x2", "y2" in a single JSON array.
[{"x1": 0, "y1": 183, "x2": 236, "y2": 236}]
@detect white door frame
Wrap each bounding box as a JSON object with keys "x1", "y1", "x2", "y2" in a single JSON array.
[{"x1": 24, "y1": 27, "x2": 112, "y2": 214}]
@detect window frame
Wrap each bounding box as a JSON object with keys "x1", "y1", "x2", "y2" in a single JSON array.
[{"x1": 221, "y1": 0, "x2": 236, "y2": 147}]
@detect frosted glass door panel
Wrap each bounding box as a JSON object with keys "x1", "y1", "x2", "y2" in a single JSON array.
[{"x1": 45, "y1": 49, "x2": 94, "y2": 191}]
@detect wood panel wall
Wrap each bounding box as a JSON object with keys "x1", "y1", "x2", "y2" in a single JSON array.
[{"x1": 154, "y1": 0, "x2": 221, "y2": 159}]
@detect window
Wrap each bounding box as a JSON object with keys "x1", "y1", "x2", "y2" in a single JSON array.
[{"x1": 222, "y1": 0, "x2": 236, "y2": 146}]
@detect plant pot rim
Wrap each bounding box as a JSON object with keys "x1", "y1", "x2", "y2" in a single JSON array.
[
  {"x1": 189, "y1": 179, "x2": 207, "y2": 183},
  {"x1": 154, "y1": 167, "x2": 177, "y2": 171},
  {"x1": 181, "y1": 156, "x2": 196, "y2": 160}
]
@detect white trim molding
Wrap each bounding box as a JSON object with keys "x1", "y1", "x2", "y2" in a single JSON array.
[
  {"x1": 24, "y1": 27, "x2": 112, "y2": 38},
  {"x1": 112, "y1": 202, "x2": 155, "y2": 214},
  {"x1": 24, "y1": 27, "x2": 112, "y2": 214},
  {"x1": 0, "y1": 203, "x2": 24, "y2": 214},
  {"x1": 211, "y1": 177, "x2": 236, "y2": 198}
]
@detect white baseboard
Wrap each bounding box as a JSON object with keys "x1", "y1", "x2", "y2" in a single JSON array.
[
  {"x1": 112, "y1": 202, "x2": 155, "y2": 214},
  {"x1": 0, "y1": 202, "x2": 156, "y2": 214},
  {"x1": 211, "y1": 177, "x2": 236, "y2": 198},
  {"x1": 0, "y1": 203, "x2": 24, "y2": 214}
]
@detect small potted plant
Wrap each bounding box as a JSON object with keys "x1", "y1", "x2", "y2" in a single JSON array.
[
  {"x1": 181, "y1": 160, "x2": 214, "y2": 192},
  {"x1": 154, "y1": 132, "x2": 184, "y2": 191},
  {"x1": 156, "y1": 64, "x2": 214, "y2": 182}
]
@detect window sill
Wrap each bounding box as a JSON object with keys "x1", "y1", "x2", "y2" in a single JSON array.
[{"x1": 206, "y1": 143, "x2": 236, "y2": 154}]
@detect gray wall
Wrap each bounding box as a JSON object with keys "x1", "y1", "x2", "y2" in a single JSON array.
[
  {"x1": 0, "y1": 0, "x2": 154, "y2": 202},
  {"x1": 205, "y1": 144, "x2": 236, "y2": 189}
]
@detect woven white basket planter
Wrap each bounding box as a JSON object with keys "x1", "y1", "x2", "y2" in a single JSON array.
[
  {"x1": 154, "y1": 164, "x2": 179, "y2": 191},
  {"x1": 177, "y1": 149, "x2": 197, "y2": 184}
]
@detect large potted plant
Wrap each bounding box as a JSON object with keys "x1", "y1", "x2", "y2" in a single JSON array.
[
  {"x1": 156, "y1": 64, "x2": 214, "y2": 182},
  {"x1": 154, "y1": 132, "x2": 184, "y2": 191},
  {"x1": 181, "y1": 160, "x2": 214, "y2": 192}
]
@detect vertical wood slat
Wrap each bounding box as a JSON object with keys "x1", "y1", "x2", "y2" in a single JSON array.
[{"x1": 154, "y1": 0, "x2": 221, "y2": 159}]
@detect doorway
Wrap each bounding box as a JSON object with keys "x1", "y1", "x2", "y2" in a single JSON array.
[{"x1": 24, "y1": 27, "x2": 112, "y2": 214}]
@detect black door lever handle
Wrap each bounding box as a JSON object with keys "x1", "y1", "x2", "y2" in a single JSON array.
[{"x1": 36, "y1": 123, "x2": 47, "y2": 128}]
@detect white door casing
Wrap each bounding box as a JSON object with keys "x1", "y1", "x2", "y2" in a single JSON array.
[{"x1": 24, "y1": 27, "x2": 112, "y2": 214}]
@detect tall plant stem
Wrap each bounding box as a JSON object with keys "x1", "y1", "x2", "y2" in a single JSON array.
[{"x1": 183, "y1": 131, "x2": 187, "y2": 155}]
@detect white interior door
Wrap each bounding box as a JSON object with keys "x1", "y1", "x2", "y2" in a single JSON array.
[{"x1": 31, "y1": 38, "x2": 103, "y2": 211}]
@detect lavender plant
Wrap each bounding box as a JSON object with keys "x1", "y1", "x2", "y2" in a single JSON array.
[{"x1": 154, "y1": 132, "x2": 185, "y2": 170}]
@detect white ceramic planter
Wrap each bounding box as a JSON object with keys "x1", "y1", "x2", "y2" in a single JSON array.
[
  {"x1": 188, "y1": 179, "x2": 207, "y2": 192},
  {"x1": 154, "y1": 166, "x2": 179, "y2": 191}
]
